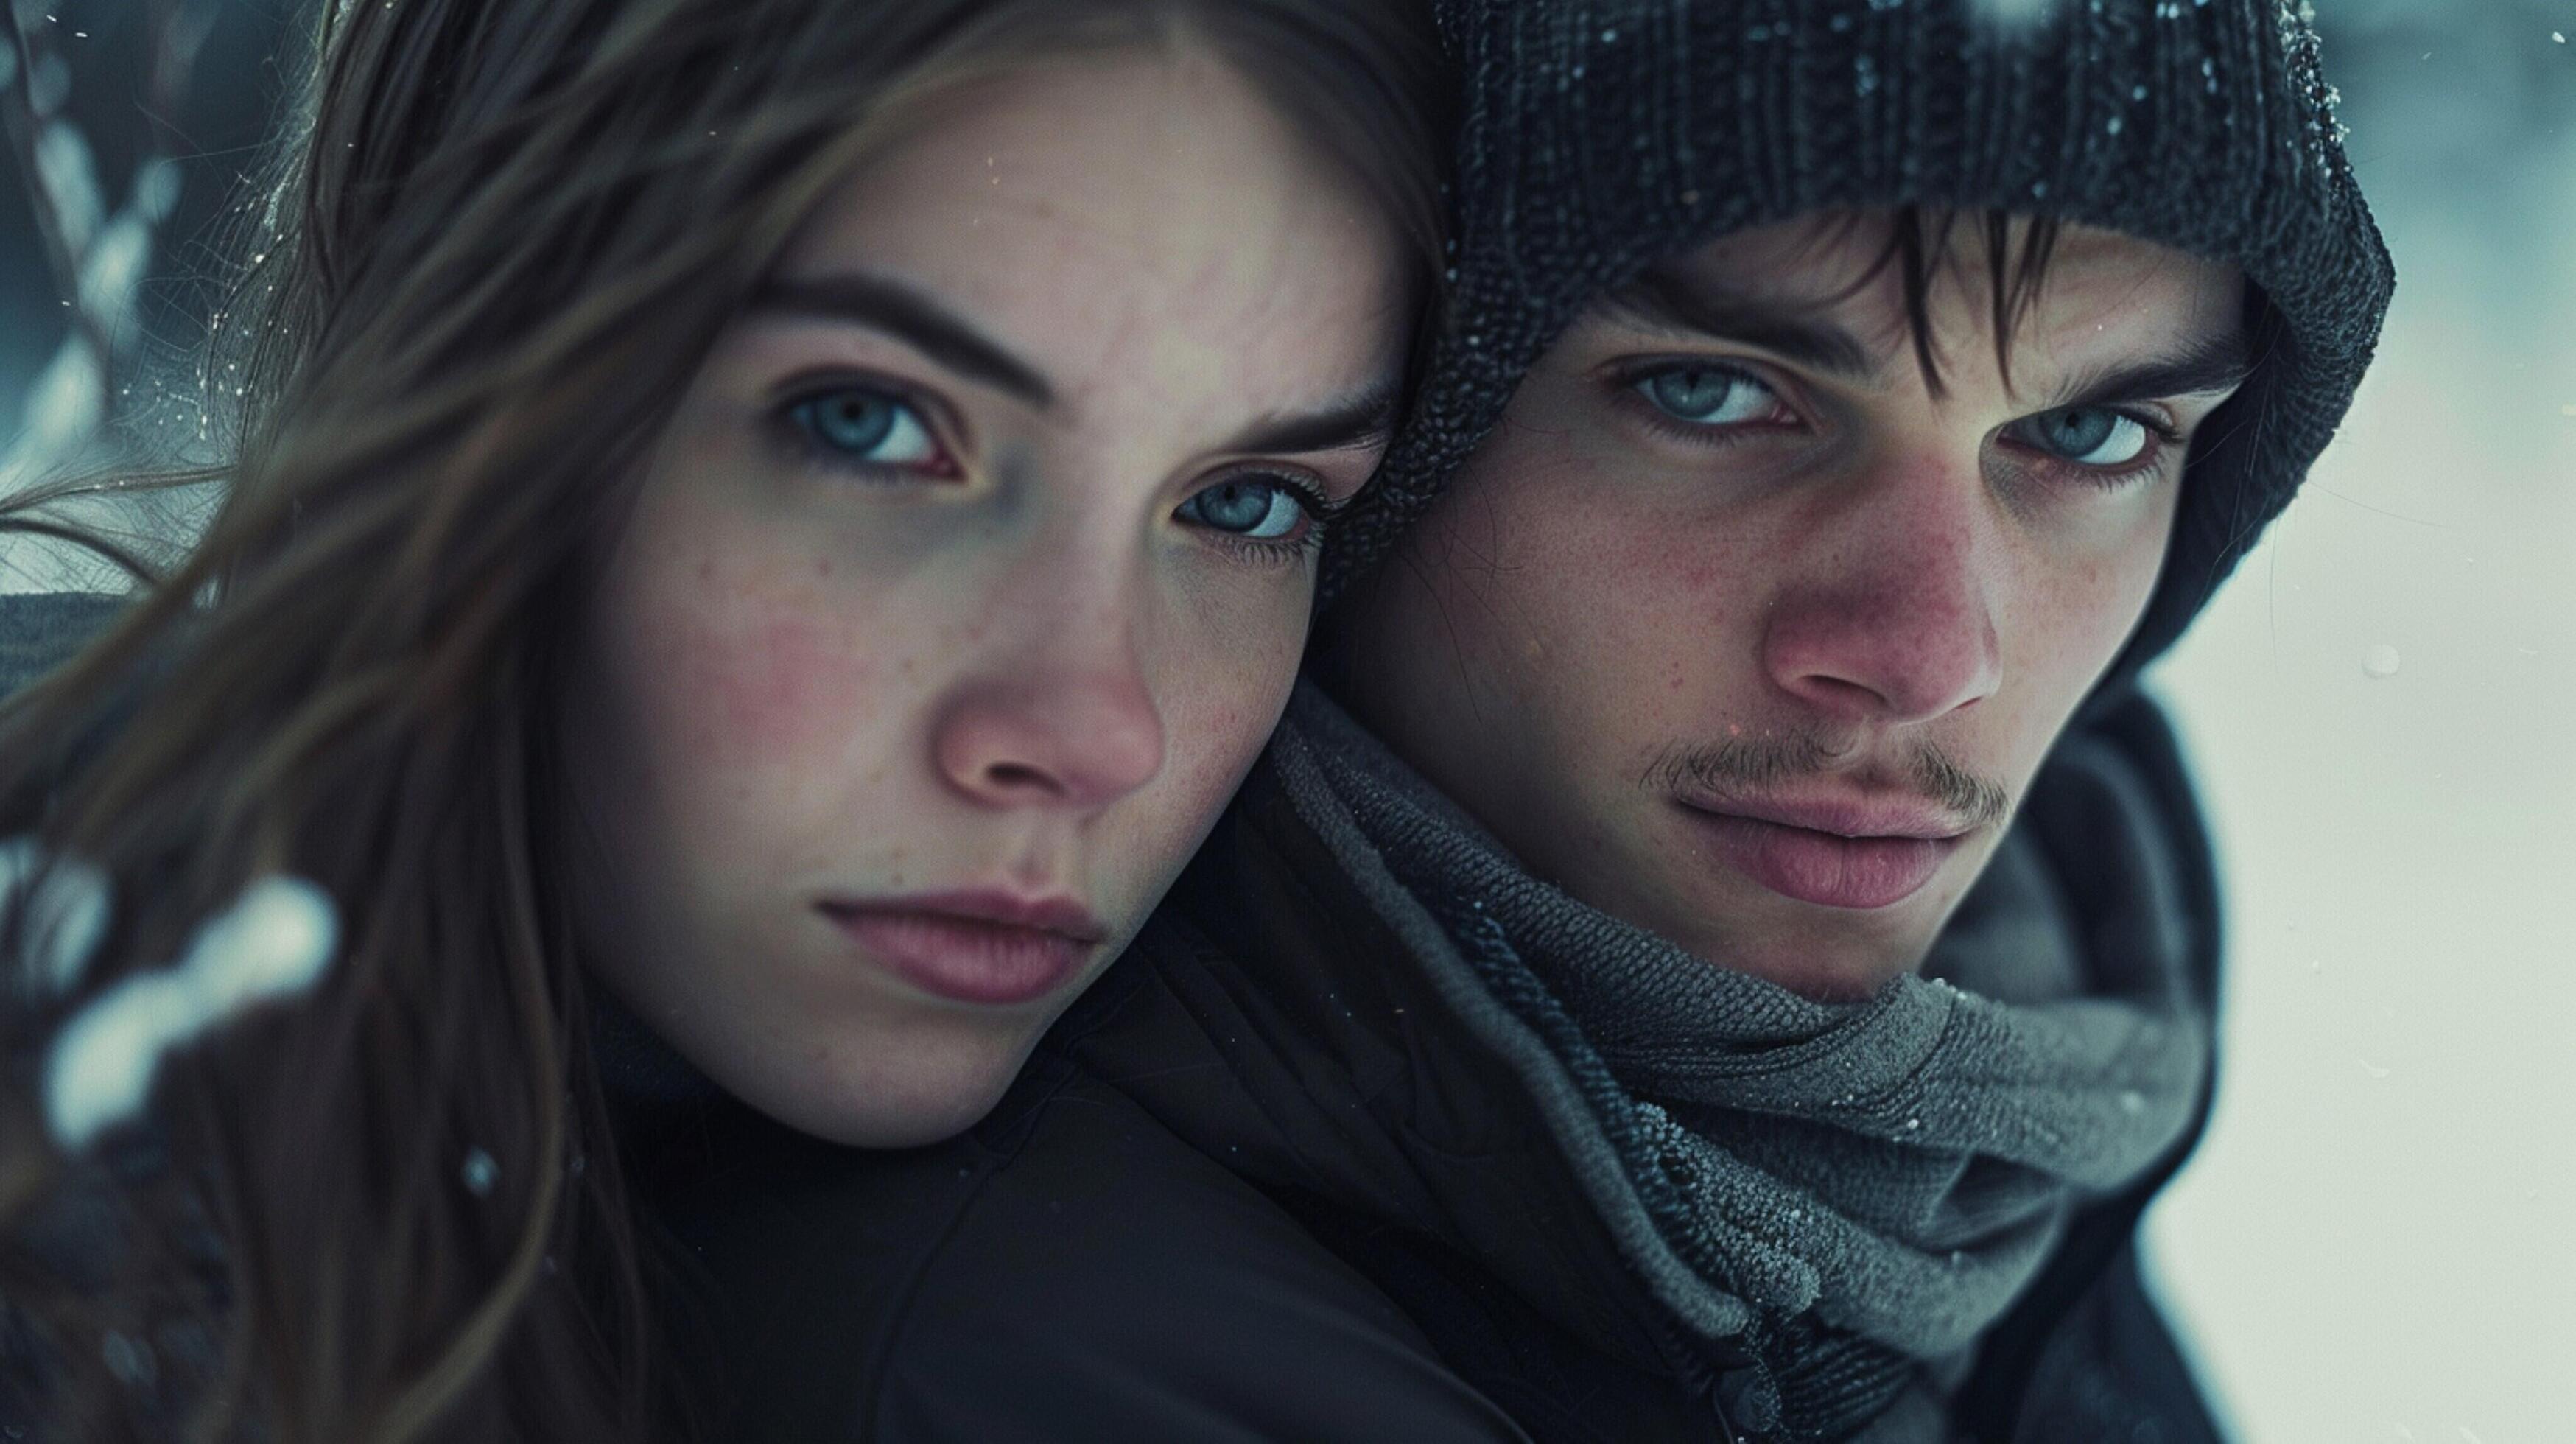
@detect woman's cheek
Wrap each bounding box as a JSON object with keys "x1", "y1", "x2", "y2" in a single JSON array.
[
  {"x1": 617, "y1": 549, "x2": 890, "y2": 836},
  {"x1": 1154, "y1": 596, "x2": 1306, "y2": 812},
  {"x1": 699, "y1": 611, "x2": 877, "y2": 760}
]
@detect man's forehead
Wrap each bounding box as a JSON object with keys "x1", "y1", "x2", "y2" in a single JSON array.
[{"x1": 1647, "y1": 212, "x2": 1902, "y2": 312}]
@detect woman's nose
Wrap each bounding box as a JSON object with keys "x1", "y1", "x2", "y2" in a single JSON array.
[{"x1": 930, "y1": 556, "x2": 1168, "y2": 812}]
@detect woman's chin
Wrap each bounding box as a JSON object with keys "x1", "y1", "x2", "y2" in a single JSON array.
[{"x1": 717, "y1": 1012, "x2": 1046, "y2": 1149}]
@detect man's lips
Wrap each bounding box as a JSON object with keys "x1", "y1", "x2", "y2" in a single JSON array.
[
  {"x1": 1672, "y1": 793, "x2": 1971, "y2": 911},
  {"x1": 816, "y1": 889, "x2": 1108, "y2": 1006},
  {"x1": 1688, "y1": 793, "x2": 1973, "y2": 842}
]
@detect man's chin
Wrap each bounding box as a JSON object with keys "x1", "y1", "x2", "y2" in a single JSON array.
[
  {"x1": 1694, "y1": 937, "x2": 1919, "y2": 1001},
  {"x1": 1585, "y1": 809, "x2": 1994, "y2": 1000},
  {"x1": 1611, "y1": 867, "x2": 1951, "y2": 1003}
]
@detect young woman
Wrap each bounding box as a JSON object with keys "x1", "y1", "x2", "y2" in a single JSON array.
[{"x1": 0, "y1": 0, "x2": 1444, "y2": 1438}]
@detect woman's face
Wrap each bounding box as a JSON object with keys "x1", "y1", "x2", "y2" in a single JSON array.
[{"x1": 564, "y1": 49, "x2": 1408, "y2": 1145}]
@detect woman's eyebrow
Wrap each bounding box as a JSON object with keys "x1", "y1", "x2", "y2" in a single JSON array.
[
  {"x1": 1215, "y1": 376, "x2": 1403, "y2": 457},
  {"x1": 749, "y1": 270, "x2": 1054, "y2": 407}
]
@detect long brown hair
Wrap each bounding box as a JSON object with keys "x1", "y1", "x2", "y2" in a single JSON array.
[{"x1": 0, "y1": 1, "x2": 1447, "y2": 1438}]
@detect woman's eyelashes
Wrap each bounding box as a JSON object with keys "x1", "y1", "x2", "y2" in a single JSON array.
[
  {"x1": 1174, "y1": 472, "x2": 1337, "y2": 565},
  {"x1": 771, "y1": 375, "x2": 1336, "y2": 566},
  {"x1": 769, "y1": 358, "x2": 1342, "y2": 561},
  {"x1": 782, "y1": 379, "x2": 961, "y2": 480}
]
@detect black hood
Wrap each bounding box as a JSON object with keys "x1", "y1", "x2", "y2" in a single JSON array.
[{"x1": 1330, "y1": 0, "x2": 2395, "y2": 683}]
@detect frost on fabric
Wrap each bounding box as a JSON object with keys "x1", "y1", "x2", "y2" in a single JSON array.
[
  {"x1": 44, "y1": 876, "x2": 339, "y2": 1150},
  {"x1": 0, "y1": 837, "x2": 113, "y2": 998}
]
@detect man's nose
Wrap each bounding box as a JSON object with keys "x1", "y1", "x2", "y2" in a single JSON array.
[
  {"x1": 931, "y1": 569, "x2": 1168, "y2": 813},
  {"x1": 1758, "y1": 455, "x2": 2006, "y2": 727}
]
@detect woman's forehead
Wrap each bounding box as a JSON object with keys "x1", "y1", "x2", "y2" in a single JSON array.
[{"x1": 767, "y1": 53, "x2": 1405, "y2": 432}]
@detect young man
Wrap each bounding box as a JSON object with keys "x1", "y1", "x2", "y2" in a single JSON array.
[{"x1": 659, "y1": 1, "x2": 2390, "y2": 1439}]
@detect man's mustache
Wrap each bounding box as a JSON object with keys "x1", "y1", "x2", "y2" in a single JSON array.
[{"x1": 1642, "y1": 729, "x2": 2015, "y2": 833}]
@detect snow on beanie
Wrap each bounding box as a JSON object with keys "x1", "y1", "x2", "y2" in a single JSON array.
[{"x1": 1331, "y1": 0, "x2": 2394, "y2": 676}]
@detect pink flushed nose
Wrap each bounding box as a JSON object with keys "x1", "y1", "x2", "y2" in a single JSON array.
[
  {"x1": 933, "y1": 670, "x2": 1166, "y2": 809},
  {"x1": 1760, "y1": 463, "x2": 2006, "y2": 728}
]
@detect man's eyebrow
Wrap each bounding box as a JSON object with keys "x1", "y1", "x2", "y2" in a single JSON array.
[
  {"x1": 1599, "y1": 267, "x2": 1882, "y2": 384},
  {"x1": 748, "y1": 271, "x2": 1054, "y2": 408},
  {"x1": 1215, "y1": 376, "x2": 1404, "y2": 458},
  {"x1": 2044, "y1": 331, "x2": 2256, "y2": 412}
]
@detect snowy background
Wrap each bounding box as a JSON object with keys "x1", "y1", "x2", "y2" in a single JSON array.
[
  {"x1": 5, "y1": 2, "x2": 2572, "y2": 1439},
  {"x1": 2147, "y1": 5, "x2": 2576, "y2": 1441}
]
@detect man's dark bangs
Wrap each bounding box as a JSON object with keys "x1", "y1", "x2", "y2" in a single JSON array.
[{"x1": 1817, "y1": 206, "x2": 2064, "y2": 397}]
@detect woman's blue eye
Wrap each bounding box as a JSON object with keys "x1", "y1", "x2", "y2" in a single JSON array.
[
  {"x1": 1178, "y1": 476, "x2": 1313, "y2": 542},
  {"x1": 2012, "y1": 407, "x2": 2153, "y2": 468},
  {"x1": 1635, "y1": 366, "x2": 1780, "y2": 426},
  {"x1": 788, "y1": 387, "x2": 944, "y2": 469}
]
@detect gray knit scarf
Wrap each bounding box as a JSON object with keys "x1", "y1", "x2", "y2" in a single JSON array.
[{"x1": 1270, "y1": 684, "x2": 2209, "y2": 1439}]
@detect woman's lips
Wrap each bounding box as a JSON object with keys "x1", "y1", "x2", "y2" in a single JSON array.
[
  {"x1": 1676, "y1": 804, "x2": 1962, "y2": 911},
  {"x1": 817, "y1": 891, "x2": 1105, "y2": 1007}
]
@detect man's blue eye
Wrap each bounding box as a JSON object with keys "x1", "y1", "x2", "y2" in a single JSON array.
[
  {"x1": 2015, "y1": 407, "x2": 2152, "y2": 467},
  {"x1": 1636, "y1": 366, "x2": 1779, "y2": 425},
  {"x1": 789, "y1": 387, "x2": 943, "y2": 469},
  {"x1": 1179, "y1": 477, "x2": 1313, "y2": 541}
]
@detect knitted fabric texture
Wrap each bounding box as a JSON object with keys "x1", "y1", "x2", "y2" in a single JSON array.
[
  {"x1": 1271, "y1": 683, "x2": 2211, "y2": 1438},
  {"x1": 1329, "y1": 0, "x2": 2394, "y2": 675}
]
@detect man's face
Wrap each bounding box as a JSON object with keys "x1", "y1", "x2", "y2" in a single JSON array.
[{"x1": 1338, "y1": 214, "x2": 2247, "y2": 998}]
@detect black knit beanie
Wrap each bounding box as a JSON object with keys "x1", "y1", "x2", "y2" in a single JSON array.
[{"x1": 1332, "y1": 0, "x2": 2394, "y2": 680}]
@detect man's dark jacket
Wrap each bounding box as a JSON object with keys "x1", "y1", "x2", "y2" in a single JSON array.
[{"x1": 640, "y1": 684, "x2": 2227, "y2": 1443}]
